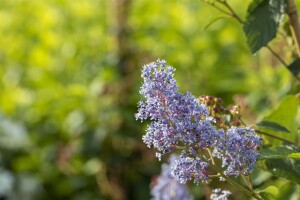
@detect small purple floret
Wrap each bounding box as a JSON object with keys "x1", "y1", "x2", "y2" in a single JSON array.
[
  {"x1": 171, "y1": 153, "x2": 209, "y2": 184},
  {"x1": 210, "y1": 188, "x2": 231, "y2": 200}
]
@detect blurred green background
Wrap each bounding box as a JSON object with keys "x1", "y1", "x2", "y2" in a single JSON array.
[{"x1": 0, "y1": 0, "x2": 298, "y2": 199}]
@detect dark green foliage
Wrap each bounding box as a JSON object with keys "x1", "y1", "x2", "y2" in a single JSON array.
[
  {"x1": 256, "y1": 121, "x2": 290, "y2": 133},
  {"x1": 264, "y1": 158, "x2": 300, "y2": 184},
  {"x1": 288, "y1": 58, "x2": 300, "y2": 80},
  {"x1": 243, "y1": 0, "x2": 286, "y2": 53}
]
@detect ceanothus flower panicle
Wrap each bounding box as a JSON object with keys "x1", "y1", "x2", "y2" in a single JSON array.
[
  {"x1": 136, "y1": 59, "x2": 261, "y2": 185},
  {"x1": 151, "y1": 155, "x2": 194, "y2": 200},
  {"x1": 135, "y1": 59, "x2": 218, "y2": 160}
]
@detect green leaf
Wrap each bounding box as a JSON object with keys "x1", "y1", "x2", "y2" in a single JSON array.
[
  {"x1": 258, "y1": 95, "x2": 299, "y2": 145},
  {"x1": 258, "y1": 146, "x2": 300, "y2": 160},
  {"x1": 256, "y1": 186, "x2": 279, "y2": 200},
  {"x1": 243, "y1": 0, "x2": 286, "y2": 53},
  {"x1": 276, "y1": 182, "x2": 300, "y2": 199},
  {"x1": 287, "y1": 58, "x2": 300, "y2": 80},
  {"x1": 256, "y1": 120, "x2": 290, "y2": 133},
  {"x1": 288, "y1": 152, "x2": 300, "y2": 160},
  {"x1": 258, "y1": 192, "x2": 276, "y2": 200},
  {"x1": 263, "y1": 158, "x2": 300, "y2": 184}
]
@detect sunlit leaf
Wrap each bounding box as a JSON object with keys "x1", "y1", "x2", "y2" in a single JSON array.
[
  {"x1": 256, "y1": 186, "x2": 278, "y2": 200},
  {"x1": 258, "y1": 95, "x2": 299, "y2": 145},
  {"x1": 288, "y1": 152, "x2": 300, "y2": 160},
  {"x1": 258, "y1": 146, "x2": 300, "y2": 160}
]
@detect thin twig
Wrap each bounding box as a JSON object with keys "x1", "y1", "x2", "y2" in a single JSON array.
[
  {"x1": 202, "y1": 149, "x2": 262, "y2": 199},
  {"x1": 203, "y1": 0, "x2": 232, "y2": 16},
  {"x1": 208, "y1": 174, "x2": 221, "y2": 178},
  {"x1": 207, "y1": 148, "x2": 216, "y2": 165},
  {"x1": 248, "y1": 176, "x2": 254, "y2": 191},
  {"x1": 287, "y1": 0, "x2": 300, "y2": 56},
  {"x1": 266, "y1": 45, "x2": 300, "y2": 82},
  {"x1": 241, "y1": 175, "x2": 253, "y2": 191},
  {"x1": 218, "y1": 0, "x2": 244, "y2": 23},
  {"x1": 202, "y1": 0, "x2": 299, "y2": 81},
  {"x1": 266, "y1": 45, "x2": 289, "y2": 67},
  {"x1": 209, "y1": 164, "x2": 263, "y2": 200}
]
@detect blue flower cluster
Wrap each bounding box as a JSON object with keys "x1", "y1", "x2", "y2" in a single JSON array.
[
  {"x1": 213, "y1": 127, "x2": 261, "y2": 176},
  {"x1": 171, "y1": 152, "x2": 209, "y2": 184},
  {"x1": 136, "y1": 60, "x2": 261, "y2": 184},
  {"x1": 151, "y1": 155, "x2": 194, "y2": 200},
  {"x1": 210, "y1": 188, "x2": 231, "y2": 200}
]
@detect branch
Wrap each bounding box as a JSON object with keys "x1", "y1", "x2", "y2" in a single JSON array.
[
  {"x1": 266, "y1": 45, "x2": 288, "y2": 67},
  {"x1": 209, "y1": 164, "x2": 263, "y2": 200},
  {"x1": 203, "y1": 0, "x2": 231, "y2": 16},
  {"x1": 202, "y1": 0, "x2": 300, "y2": 81},
  {"x1": 287, "y1": 0, "x2": 300, "y2": 56},
  {"x1": 218, "y1": 0, "x2": 244, "y2": 24}
]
